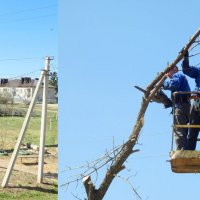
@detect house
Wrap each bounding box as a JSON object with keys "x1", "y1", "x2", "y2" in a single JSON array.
[{"x1": 0, "y1": 77, "x2": 57, "y2": 104}]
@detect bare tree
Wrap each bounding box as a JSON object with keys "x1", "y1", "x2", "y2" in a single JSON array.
[{"x1": 65, "y1": 28, "x2": 200, "y2": 200}]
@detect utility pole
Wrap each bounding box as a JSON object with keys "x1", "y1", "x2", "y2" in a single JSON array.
[
  {"x1": 37, "y1": 56, "x2": 52, "y2": 183},
  {"x1": 1, "y1": 56, "x2": 52, "y2": 188}
]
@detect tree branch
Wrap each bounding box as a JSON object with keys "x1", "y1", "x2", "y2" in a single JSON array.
[
  {"x1": 146, "y1": 28, "x2": 200, "y2": 94},
  {"x1": 83, "y1": 28, "x2": 200, "y2": 200},
  {"x1": 83, "y1": 176, "x2": 97, "y2": 199}
]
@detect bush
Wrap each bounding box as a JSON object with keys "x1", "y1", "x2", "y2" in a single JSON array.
[
  {"x1": 0, "y1": 106, "x2": 26, "y2": 116},
  {"x1": 0, "y1": 92, "x2": 13, "y2": 104}
]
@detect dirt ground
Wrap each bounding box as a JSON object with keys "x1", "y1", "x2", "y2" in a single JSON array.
[{"x1": 0, "y1": 147, "x2": 57, "y2": 192}]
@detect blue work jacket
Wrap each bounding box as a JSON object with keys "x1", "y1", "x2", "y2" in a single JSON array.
[
  {"x1": 163, "y1": 72, "x2": 190, "y2": 104},
  {"x1": 163, "y1": 73, "x2": 190, "y2": 92},
  {"x1": 182, "y1": 58, "x2": 200, "y2": 91}
]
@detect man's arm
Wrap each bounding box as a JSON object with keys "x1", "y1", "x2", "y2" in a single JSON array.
[
  {"x1": 163, "y1": 76, "x2": 180, "y2": 91},
  {"x1": 182, "y1": 50, "x2": 199, "y2": 78}
]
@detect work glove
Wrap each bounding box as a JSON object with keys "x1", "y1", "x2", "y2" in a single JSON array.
[
  {"x1": 164, "y1": 101, "x2": 173, "y2": 109},
  {"x1": 184, "y1": 50, "x2": 189, "y2": 58},
  {"x1": 182, "y1": 50, "x2": 189, "y2": 70},
  {"x1": 162, "y1": 81, "x2": 169, "y2": 90}
]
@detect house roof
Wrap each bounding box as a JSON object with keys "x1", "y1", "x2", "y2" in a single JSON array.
[{"x1": 0, "y1": 78, "x2": 55, "y2": 88}]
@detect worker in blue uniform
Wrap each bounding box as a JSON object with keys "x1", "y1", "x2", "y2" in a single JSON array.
[
  {"x1": 182, "y1": 50, "x2": 200, "y2": 150},
  {"x1": 162, "y1": 66, "x2": 191, "y2": 150}
]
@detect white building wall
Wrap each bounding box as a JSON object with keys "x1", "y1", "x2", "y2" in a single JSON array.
[{"x1": 0, "y1": 86, "x2": 56, "y2": 103}]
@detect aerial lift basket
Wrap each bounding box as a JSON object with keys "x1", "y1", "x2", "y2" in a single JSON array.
[{"x1": 170, "y1": 91, "x2": 200, "y2": 173}]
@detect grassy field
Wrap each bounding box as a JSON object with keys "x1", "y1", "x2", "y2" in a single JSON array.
[
  {"x1": 0, "y1": 188, "x2": 58, "y2": 200},
  {"x1": 0, "y1": 103, "x2": 58, "y2": 199},
  {"x1": 0, "y1": 103, "x2": 58, "y2": 150},
  {"x1": 0, "y1": 168, "x2": 58, "y2": 200}
]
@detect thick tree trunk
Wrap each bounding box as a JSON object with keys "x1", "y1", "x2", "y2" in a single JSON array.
[{"x1": 83, "y1": 28, "x2": 200, "y2": 200}]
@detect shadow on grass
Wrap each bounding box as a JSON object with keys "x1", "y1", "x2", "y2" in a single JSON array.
[
  {"x1": 4, "y1": 144, "x2": 58, "y2": 153},
  {"x1": 44, "y1": 172, "x2": 58, "y2": 179},
  {"x1": 45, "y1": 144, "x2": 58, "y2": 147},
  {"x1": 22, "y1": 162, "x2": 46, "y2": 166},
  {"x1": 8, "y1": 185, "x2": 57, "y2": 194}
]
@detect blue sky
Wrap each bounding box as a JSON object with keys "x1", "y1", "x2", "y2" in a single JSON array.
[
  {"x1": 59, "y1": 1, "x2": 200, "y2": 200},
  {"x1": 0, "y1": 0, "x2": 57, "y2": 78}
]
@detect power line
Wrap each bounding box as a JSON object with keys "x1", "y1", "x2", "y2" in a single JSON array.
[
  {"x1": 0, "y1": 5, "x2": 57, "y2": 17},
  {"x1": 0, "y1": 14, "x2": 56, "y2": 24},
  {"x1": 0, "y1": 57, "x2": 56, "y2": 77},
  {"x1": 8, "y1": 68, "x2": 43, "y2": 80},
  {"x1": 0, "y1": 57, "x2": 42, "y2": 62},
  {"x1": 0, "y1": 68, "x2": 42, "y2": 79},
  {"x1": 0, "y1": 58, "x2": 56, "y2": 79}
]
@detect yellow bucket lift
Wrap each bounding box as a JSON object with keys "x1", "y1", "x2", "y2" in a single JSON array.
[{"x1": 170, "y1": 91, "x2": 200, "y2": 173}]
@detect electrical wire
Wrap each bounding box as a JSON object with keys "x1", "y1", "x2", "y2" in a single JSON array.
[
  {"x1": 8, "y1": 68, "x2": 43, "y2": 80},
  {"x1": 0, "y1": 57, "x2": 42, "y2": 62},
  {"x1": 0, "y1": 14, "x2": 56, "y2": 23},
  {"x1": 0, "y1": 56, "x2": 57, "y2": 78},
  {"x1": 0, "y1": 5, "x2": 57, "y2": 17}
]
